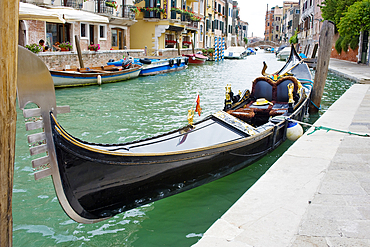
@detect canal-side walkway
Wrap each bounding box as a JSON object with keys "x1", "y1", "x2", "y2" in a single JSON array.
[
  {"x1": 328, "y1": 58, "x2": 370, "y2": 83},
  {"x1": 194, "y1": 73, "x2": 370, "y2": 245}
]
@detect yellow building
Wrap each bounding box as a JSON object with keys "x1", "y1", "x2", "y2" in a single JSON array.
[{"x1": 131, "y1": 0, "x2": 205, "y2": 55}]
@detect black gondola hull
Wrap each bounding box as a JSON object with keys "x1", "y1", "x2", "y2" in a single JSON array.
[{"x1": 51, "y1": 108, "x2": 304, "y2": 220}]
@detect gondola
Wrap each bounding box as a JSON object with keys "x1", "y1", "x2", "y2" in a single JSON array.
[{"x1": 17, "y1": 45, "x2": 313, "y2": 224}]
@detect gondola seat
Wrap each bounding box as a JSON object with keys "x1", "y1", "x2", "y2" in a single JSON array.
[
  {"x1": 228, "y1": 76, "x2": 301, "y2": 122},
  {"x1": 226, "y1": 108, "x2": 255, "y2": 122}
]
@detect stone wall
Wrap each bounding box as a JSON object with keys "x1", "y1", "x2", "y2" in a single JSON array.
[{"x1": 37, "y1": 48, "x2": 199, "y2": 70}]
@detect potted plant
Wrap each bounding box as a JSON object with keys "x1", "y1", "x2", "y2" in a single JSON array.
[
  {"x1": 105, "y1": 0, "x2": 117, "y2": 10},
  {"x1": 88, "y1": 44, "x2": 100, "y2": 51},
  {"x1": 207, "y1": 48, "x2": 214, "y2": 57},
  {"x1": 25, "y1": 43, "x2": 43, "y2": 53},
  {"x1": 130, "y1": 6, "x2": 139, "y2": 14},
  {"x1": 59, "y1": 42, "x2": 73, "y2": 51}
]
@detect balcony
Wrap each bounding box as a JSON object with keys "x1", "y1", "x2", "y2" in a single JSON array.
[
  {"x1": 121, "y1": 5, "x2": 136, "y2": 19},
  {"x1": 187, "y1": 21, "x2": 198, "y2": 30},
  {"x1": 64, "y1": 0, "x2": 83, "y2": 9},
  {"x1": 94, "y1": 0, "x2": 114, "y2": 15}
]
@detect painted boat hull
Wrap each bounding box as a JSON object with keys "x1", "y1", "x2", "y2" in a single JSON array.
[
  {"x1": 107, "y1": 57, "x2": 188, "y2": 76},
  {"x1": 139, "y1": 58, "x2": 188, "y2": 76},
  {"x1": 51, "y1": 101, "x2": 309, "y2": 221},
  {"x1": 183, "y1": 54, "x2": 207, "y2": 64},
  {"x1": 50, "y1": 65, "x2": 142, "y2": 88}
]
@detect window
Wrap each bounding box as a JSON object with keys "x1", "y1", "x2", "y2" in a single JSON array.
[
  {"x1": 81, "y1": 23, "x2": 88, "y2": 38},
  {"x1": 99, "y1": 25, "x2": 107, "y2": 40},
  {"x1": 200, "y1": 25, "x2": 203, "y2": 42}
]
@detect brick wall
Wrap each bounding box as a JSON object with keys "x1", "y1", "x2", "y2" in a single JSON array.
[
  {"x1": 330, "y1": 34, "x2": 359, "y2": 62},
  {"x1": 26, "y1": 20, "x2": 45, "y2": 45}
]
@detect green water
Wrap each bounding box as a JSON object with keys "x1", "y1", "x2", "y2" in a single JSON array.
[{"x1": 12, "y1": 52, "x2": 353, "y2": 246}]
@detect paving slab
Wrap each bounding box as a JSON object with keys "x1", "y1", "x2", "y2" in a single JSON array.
[
  {"x1": 328, "y1": 59, "x2": 370, "y2": 83},
  {"x1": 193, "y1": 83, "x2": 370, "y2": 247}
]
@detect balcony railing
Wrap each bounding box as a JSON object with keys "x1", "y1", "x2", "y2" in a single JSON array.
[
  {"x1": 64, "y1": 0, "x2": 83, "y2": 9},
  {"x1": 95, "y1": 0, "x2": 114, "y2": 15},
  {"x1": 121, "y1": 5, "x2": 136, "y2": 19}
]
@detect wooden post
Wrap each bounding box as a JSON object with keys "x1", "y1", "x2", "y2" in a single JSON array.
[
  {"x1": 0, "y1": 1, "x2": 19, "y2": 246},
  {"x1": 309, "y1": 20, "x2": 335, "y2": 113},
  {"x1": 177, "y1": 39, "x2": 181, "y2": 55},
  {"x1": 74, "y1": 35, "x2": 84, "y2": 68},
  {"x1": 191, "y1": 39, "x2": 195, "y2": 54}
]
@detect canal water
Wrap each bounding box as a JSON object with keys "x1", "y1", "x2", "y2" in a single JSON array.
[{"x1": 13, "y1": 51, "x2": 353, "y2": 246}]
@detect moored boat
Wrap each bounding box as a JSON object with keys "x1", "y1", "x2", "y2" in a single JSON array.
[
  {"x1": 183, "y1": 53, "x2": 207, "y2": 64},
  {"x1": 224, "y1": 46, "x2": 248, "y2": 59},
  {"x1": 107, "y1": 57, "x2": 188, "y2": 76},
  {"x1": 17, "y1": 45, "x2": 313, "y2": 224},
  {"x1": 50, "y1": 64, "x2": 142, "y2": 87}
]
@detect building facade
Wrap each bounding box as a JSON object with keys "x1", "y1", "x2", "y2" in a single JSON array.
[
  {"x1": 19, "y1": 0, "x2": 136, "y2": 51},
  {"x1": 264, "y1": 5, "x2": 274, "y2": 41}
]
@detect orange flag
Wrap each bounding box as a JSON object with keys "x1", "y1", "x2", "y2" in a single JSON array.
[{"x1": 195, "y1": 94, "x2": 202, "y2": 116}]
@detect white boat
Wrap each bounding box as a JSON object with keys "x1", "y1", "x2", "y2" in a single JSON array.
[
  {"x1": 277, "y1": 47, "x2": 292, "y2": 61},
  {"x1": 224, "y1": 47, "x2": 248, "y2": 59}
]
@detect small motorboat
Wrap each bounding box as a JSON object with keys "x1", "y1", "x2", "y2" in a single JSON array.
[
  {"x1": 183, "y1": 53, "x2": 208, "y2": 64},
  {"x1": 107, "y1": 57, "x2": 188, "y2": 76},
  {"x1": 224, "y1": 46, "x2": 248, "y2": 59}
]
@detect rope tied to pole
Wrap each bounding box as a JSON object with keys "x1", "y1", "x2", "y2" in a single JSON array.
[
  {"x1": 307, "y1": 126, "x2": 370, "y2": 137},
  {"x1": 272, "y1": 116, "x2": 370, "y2": 138}
]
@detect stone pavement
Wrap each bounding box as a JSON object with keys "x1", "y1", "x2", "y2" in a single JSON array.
[
  {"x1": 193, "y1": 63, "x2": 370, "y2": 246},
  {"x1": 329, "y1": 58, "x2": 370, "y2": 83}
]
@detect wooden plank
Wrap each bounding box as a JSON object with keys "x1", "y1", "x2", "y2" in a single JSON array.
[
  {"x1": 27, "y1": 132, "x2": 46, "y2": 143},
  {"x1": 0, "y1": 1, "x2": 19, "y2": 245},
  {"x1": 34, "y1": 168, "x2": 52, "y2": 180},
  {"x1": 310, "y1": 21, "x2": 335, "y2": 113},
  {"x1": 23, "y1": 108, "x2": 42, "y2": 118},
  {"x1": 25, "y1": 120, "x2": 44, "y2": 131},
  {"x1": 32, "y1": 156, "x2": 50, "y2": 168},
  {"x1": 29, "y1": 144, "x2": 48, "y2": 156}
]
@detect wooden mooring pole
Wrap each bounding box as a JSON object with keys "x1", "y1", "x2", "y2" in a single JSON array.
[
  {"x1": 309, "y1": 20, "x2": 335, "y2": 113},
  {"x1": 0, "y1": 1, "x2": 19, "y2": 246},
  {"x1": 75, "y1": 35, "x2": 84, "y2": 68}
]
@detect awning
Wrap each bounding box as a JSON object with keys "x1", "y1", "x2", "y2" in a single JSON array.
[
  {"x1": 19, "y1": 2, "x2": 65, "y2": 24},
  {"x1": 46, "y1": 6, "x2": 109, "y2": 24},
  {"x1": 168, "y1": 25, "x2": 184, "y2": 32}
]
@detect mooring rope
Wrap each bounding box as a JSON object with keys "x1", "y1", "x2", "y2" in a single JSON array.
[
  {"x1": 310, "y1": 100, "x2": 321, "y2": 110},
  {"x1": 273, "y1": 116, "x2": 370, "y2": 137}
]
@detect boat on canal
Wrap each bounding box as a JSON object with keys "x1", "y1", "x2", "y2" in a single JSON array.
[
  {"x1": 107, "y1": 57, "x2": 189, "y2": 76},
  {"x1": 183, "y1": 53, "x2": 208, "y2": 64},
  {"x1": 50, "y1": 64, "x2": 142, "y2": 87},
  {"x1": 17, "y1": 45, "x2": 313, "y2": 224},
  {"x1": 224, "y1": 46, "x2": 248, "y2": 59}
]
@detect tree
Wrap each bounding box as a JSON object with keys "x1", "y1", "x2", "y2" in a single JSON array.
[
  {"x1": 289, "y1": 30, "x2": 298, "y2": 44},
  {"x1": 337, "y1": 0, "x2": 370, "y2": 52},
  {"x1": 243, "y1": 37, "x2": 248, "y2": 45},
  {"x1": 320, "y1": 0, "x2": 365, "y2": 54},
  {"x1": 320, "y1": 0, "x2": 360, "y2": 26}
]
